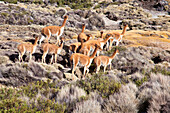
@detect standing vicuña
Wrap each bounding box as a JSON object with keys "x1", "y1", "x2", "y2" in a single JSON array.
[
  {"x1": 39, "y1": 15, "x2": 68, "y2": 45},
  {"x1": 94, "y1": 49, "x2": 119, "y2": 73},
  {"x1": 77, "y1": 24, "x2": 89, "y2": 42},
  {"x1": 42, "y1": 37, "x2": 64, "y2": 64},
  {"x1": 17, "y1": 34, "x2": 39, "y2": 62},
  {"x1": 70, "y1": 44, "x2": 101, "y2": 80},
  {"x1": 107, "y1": 24, "x2": 128, "y2": 50}
]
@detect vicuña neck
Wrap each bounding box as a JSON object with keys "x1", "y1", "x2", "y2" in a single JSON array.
[
  {"x1": 100, "y1": 31, "x2": 104, "y2": 39},
  {"x1": 59, "y1": 40, "x2": 64, "y2": 48},
  {"x1": 121, "y1": 25, "x2": 127, "y2": 35},
  {"x1": 109, "y1": 51, "x2": 117, "y2": 59},
  {"x1": 61, "y1": 18, "x2": 67, "y2": 27},
  {"x1": 101, "y1": 36, "x2": 111, "y2": 43},
  {"x1": 81, "y1": 25, "x2": 85, "y2": 33},
  {"x1": 34, "y1": 37, "x2": 39, "y2": 46},
  {"x1": 86, "y1": 35, "x2": 91, "y2": 41},
  {"x1": 80, "y1": 39, "x2": 84, "y2": 49},
  {"x1": 89, "y1": 47, "x2": 98, "y2": 59}
]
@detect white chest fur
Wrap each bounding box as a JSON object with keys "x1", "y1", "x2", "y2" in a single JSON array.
[
  {"x1": 108, "y1": 58, "x2": 112, "y2": 65},
  {"x1": 119, "y1": 35, "x2": 123, "y2": 42},
  {"x1": 59, "y1": 27, "x2": 64, "y2": 37},
  {"x1": 100, "y1": 42, "x2": 104, "y2": 49},
  {"x1": 88, "y1": 59, "x2": 93, "y2": 67},
  {"x1": 57, "y1": 49, "x2": 61, "y2": 54},
  {"x1": 32, "y1": 46, "x2": 36, "y2": 53}
]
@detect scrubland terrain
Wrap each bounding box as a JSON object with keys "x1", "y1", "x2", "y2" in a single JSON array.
[{"x1": 0, "y1": 0, "x2": 170, "y2": 112}]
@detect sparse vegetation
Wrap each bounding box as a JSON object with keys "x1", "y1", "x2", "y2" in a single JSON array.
[
  {"x1": 0, "y1": 0, "x2": 169, "y2": 112},
  {"x1": 76, "y1": 74, "x2": 121, "y2": 98},
  {"x1": 0, "y1": 80, "x2": 66, "y2": 112},
  {"x1": 1, "y1": 12, "x2": 9, "y2": 17},
  {"x1": 151, "y1": 65, "x2": 170, "y2": 76}
]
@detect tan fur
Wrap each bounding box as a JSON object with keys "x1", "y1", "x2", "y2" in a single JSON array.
[
  {"x1": 70, "y1": 45, "x2": 101, "y2": 80},
  {"x1": 79, "y1": 35, "x2": 113, "y2": 56},
  {"x1": 39, "y1": 15, "x2": 68, "y2": 45},
  {"x1": 42, "y1": 38, "x2": 64, "y2": 64},
  {"x1": 17, "y1": 35, "x2": 39, "y2": 62},
  {"x1": 107, "y1": 24, "x2": 128, "y2": 50},
  {"x1": 77, "y1": 24, "x2": 88, "y2": 42},
  {"x1": 94, "y1": 49, "x2": 119, "y2": 73},
  {"x1": 69, "y1": 34, "x2": 92, "y2": 53}
]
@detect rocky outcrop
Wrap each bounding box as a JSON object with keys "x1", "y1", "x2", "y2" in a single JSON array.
[
  {"x1": 0, "y1": 1, "x2": 169, "y2": 31},
  {"x1": 0, "y1": 62, "x2": 64, "y2": 87},
  {"x1": 109, "y1": 46, "x2": 170, "y2": 75}
]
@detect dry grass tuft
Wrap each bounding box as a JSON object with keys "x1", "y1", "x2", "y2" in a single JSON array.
[
  {"x1": 148, "y1": 90, "x2": 170, "y2": 113},
  {"x1": 73, "y1": 97, "x2": 102, "y2": 113},
  {"x1": 56, "y1": 85, "x2": 86, "y2": 105},
  {"x1": 103, "y1": 82, "x2": 138, "y2": 113},
  {"x1": 137, "y1": 73, "x2": 170, "y2": 112}
]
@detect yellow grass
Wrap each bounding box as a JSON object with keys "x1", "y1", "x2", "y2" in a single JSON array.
[{"x1": 71, "y1": 30, "x2": 170, "y2": 49}]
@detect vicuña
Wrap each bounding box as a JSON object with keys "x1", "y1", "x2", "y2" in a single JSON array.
[
  {"x1": 70, "y1": 44, "x2": 101, "y2": 80},
  {"x1": 69, "y1": 34, "x2": 92, "y2": 53},
  {"x1": 77, "y1": 24, "x2": 89, "y2": 42},
  {"x1": 39, "y1": 15, "x2": 68, "y2": 45},
  {"x1": 94, "y1": 49, "x2": 119, "y2": 73},
  {"x1": 42, "y1": 37, "x2": 64, "y2": 64},
  {"x1": 107, "y1": 24, "x2": 128, "y2": 50},
  {"x1": 79, "y1": 34, "x2": 113, "y2": 56},
  {"x1": 17, "y1": 34, "x2": 39, "y2": 62}
]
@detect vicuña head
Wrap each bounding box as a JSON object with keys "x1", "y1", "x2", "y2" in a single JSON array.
[
  {"x1": 94, "y1": 48, "x2": 119, "y2": 73},
  {"x1": 17, "y1": 34, "x2": 39, "y2": 62},
  {"x1": 39, "y1": 15, "x2": 68, "y2": 46},
  {"x1": 70, "y1": 44, "x2": 101, "y2": 80}
]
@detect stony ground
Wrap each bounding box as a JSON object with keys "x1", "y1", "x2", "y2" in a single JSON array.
[{"x1": 0, "y1": 0, "x2": 169, "y2": 112}]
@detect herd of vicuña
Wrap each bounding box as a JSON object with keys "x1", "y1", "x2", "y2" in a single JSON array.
[{"x1": 17, "y1": 15, "x2": 128, "y2": 80}]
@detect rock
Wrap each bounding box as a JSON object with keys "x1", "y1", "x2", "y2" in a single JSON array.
[
  {"x1": 105, "y1": 11, "x2": 119, "y2": 21},
  {"x1": 0, "y1": 61, "x2": 65, "y2": 86},
  {"x1": 0, "y1": 56, "x2": 11, "y2": 64},
  {"x1": 88, "y1": 15, "x2": 105, "y2": 29},
  {"x1": 56, "y1": 8, "x2": 67, "y2": 17},
  {"x1": 64, "y1": 72, "x2": 78, "y2": 80}
]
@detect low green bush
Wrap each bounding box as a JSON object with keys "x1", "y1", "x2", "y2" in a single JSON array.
[
  {"x1": 76, "y1": 74, "x2": 121, "y2": 98},
  {"x1": 1, "y1": 0, "x2": 17, "y2": 4},
  {"x1": 151, "y1": 65, "x2": 170, "y2": 76},
  {"x1": 134, "y1": 76, "x2": 148, "y2": 87},
  {"x1": 0, "y1": 80, "x2": 66, "y2": 112}
]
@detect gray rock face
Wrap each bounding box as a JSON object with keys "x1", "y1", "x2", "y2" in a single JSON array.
[
  {"x1": 0, "y1": 2, "x2": 169, "y2": 31},
  {"x1": 109, "y1": 46, "x2": 169, "y2": 74}
]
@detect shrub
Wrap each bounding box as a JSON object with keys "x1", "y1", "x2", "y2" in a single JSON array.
[
  {"x1": 0, "y1": 80, "x2": 66, "y2": 112},
  {"x1": 137, "y1": 73, "x2": 170, "y2": 112},
  {"x1": 73, "y1": 98, "x2": 102, "y2": 113},
  {"x1": 105, "y1": 46, "x2": 127, "y2": 55},
  {"x1": 147, "y1": 91, "x2": 170, "y2": 113},
  {"x1": 1, "y1": 12, "x2": 9, "y2": 17},
  {"x1": 2, "y1": 0, "x2": 17, "y2": 4},
  {"x1": 103, "y1": 82, "x2": 139, "y2": 113},
  {"x1": 76, "y1": 74, "x2": 121, "y2": 98},
  {"x1": 151, "y1": 65, "x2": 170, "y2": 76},
  {"x1": 56, "y1": 85, "x2": 86, "y2": 112},
  {"x1": 56, "y1": 85, "x2": 86, "y2": 104}
]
